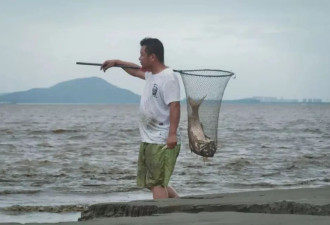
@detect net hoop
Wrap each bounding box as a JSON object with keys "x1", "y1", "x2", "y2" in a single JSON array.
[{"x1": 175, "y1": 69, "x2": 234, "y2": 78}]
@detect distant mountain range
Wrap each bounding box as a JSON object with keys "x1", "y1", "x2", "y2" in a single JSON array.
[
  {"x1": 0, "y1": 77, "x2": 140, "y2": 104},
  {"x1": 0, "y1": 77, "x2": 326, "y2": 104}
]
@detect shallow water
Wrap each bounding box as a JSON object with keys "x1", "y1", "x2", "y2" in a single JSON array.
[{"x1": 0, "y1": 104, "x2": 329, "y2": 222}]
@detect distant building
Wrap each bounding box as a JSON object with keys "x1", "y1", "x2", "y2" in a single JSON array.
[
  {"x1": 253, "y1": 96, "x2": 299, "y2": 103},
  {"x1": 302, "y1": 98, "x2": 322, "y2": 103},
  {"x1": 313, "y1": 99, "x2": 322, "y2": 103},
  {"x1": 253, "y1": 96, "x2": 278, "y2": 102},
  {"x1": 246, "y1": 96, "x2": 324, "y2": 104}
]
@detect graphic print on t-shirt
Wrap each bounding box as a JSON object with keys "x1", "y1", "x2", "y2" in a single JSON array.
[{"x1": 152, "y1": 84, "x2": 158, "y2": 98}]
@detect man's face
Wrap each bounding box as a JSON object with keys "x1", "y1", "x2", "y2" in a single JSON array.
[{"x1": 139, "y1": 46, "x2": 153, "y2": 69}]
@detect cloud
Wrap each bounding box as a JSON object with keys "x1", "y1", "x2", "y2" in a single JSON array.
[{"x1": 0, "y1": 0, "x2": 329, "y2": 100}]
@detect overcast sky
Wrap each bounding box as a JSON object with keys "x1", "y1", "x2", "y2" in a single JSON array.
[{"x1": 1, "y1": 0, "x2": 329, "y2": 100}]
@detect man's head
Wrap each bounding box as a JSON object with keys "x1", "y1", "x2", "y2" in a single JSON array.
[{"x1": 139, "y1": 38, "x2": 164, "y2": 68}]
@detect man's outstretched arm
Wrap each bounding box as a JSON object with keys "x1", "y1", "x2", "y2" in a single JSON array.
[{"x1": 101, "y1": 59, "x2": 145, "y2": 80}]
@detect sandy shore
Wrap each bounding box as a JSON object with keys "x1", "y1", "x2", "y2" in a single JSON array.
[{"x1": 2, "y1": 186, "x2": 330, "y2": 225}]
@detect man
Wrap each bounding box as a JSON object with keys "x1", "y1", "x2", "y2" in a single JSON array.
[{"x1": 101, "y1": 38, "x2": 181, "y2": 199}]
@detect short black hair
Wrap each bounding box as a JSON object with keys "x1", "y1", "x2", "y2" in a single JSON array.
[{"x1": 140, "y1": 38, "x2": 164, "y2": 63}]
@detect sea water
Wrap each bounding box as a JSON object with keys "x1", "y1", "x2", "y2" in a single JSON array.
[{"x1": 0, "y1": 104, "x2": 329, "y2": 222}]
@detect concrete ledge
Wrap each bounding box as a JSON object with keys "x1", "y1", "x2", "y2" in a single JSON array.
[{"x1": 79, "y1": 186, "x2": 330, "y2": 221}]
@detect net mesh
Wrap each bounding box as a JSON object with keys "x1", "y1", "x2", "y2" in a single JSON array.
[{"x1": 179, "y1": 69, "x2": 234, "y2": 157}]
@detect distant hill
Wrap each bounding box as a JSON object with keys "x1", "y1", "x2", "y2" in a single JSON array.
[{"x1": 0, "y1": 77, "x2": 140, "y2": 104}]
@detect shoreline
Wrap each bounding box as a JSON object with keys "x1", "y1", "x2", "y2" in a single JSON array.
[{"x1": 2, "y1": 186, "x2": 329, "y2": 225}]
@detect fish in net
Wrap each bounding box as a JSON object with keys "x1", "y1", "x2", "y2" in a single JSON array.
[{"x1": 179, "y1": 69, "x2": 234, "y2": 157}]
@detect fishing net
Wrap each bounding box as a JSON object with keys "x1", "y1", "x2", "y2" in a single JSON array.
[{"x1": 178, "y1": 69, "x2": 234, "y2": 157}]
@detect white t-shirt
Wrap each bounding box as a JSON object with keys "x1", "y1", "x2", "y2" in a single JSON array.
[{"x1": 139, "y1": 68, "x2": 181, "y2": 144}]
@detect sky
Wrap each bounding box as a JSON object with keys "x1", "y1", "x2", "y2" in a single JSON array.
[{"x1": 1, "y1": 0, "x2": 330, "y2": 101}]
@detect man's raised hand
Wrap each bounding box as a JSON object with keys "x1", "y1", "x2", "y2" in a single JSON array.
[{"x1": 100, "y1": 60, "x2": 116, "y2": 72}]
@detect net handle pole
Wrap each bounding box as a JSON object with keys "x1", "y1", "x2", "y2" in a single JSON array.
[
  {"x1": 76, "y1": 62, "x2": 141, "y2": 70},
  {"x1": 76, "y1": 62, "x2": 234, "y2": 77},
  {"x1": 76, "y1": 62, "x2": 182, "y2": 73}
]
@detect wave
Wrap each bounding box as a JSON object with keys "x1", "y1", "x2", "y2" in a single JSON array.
[
  {"x1": 52, "y1": 129, "x2": 80, "y2": 134},
  {"x1": 0, "y1": 190, "x2": 41, "y2": 195},
  {"x1": 119, "y1": 128, "x2": 139, "y2": 133},
  {"x1": 227, "y1": 127, "x2": 284, "y2": 133},
  {"x1": 28, "y1": 129, "x2": 80, "y2": 135},
  {"x1": 229, "y1": 178, "x2": 330, "y2": 189},
  {"x1": 303, "y1": 128, "x2": 323, "y2": 134},
  {"x1": 36, "y1": 142, "x2": 53, "y2": 147},
  {"x1": 69, "y1": 185, "x2": 141, "y2": 194},
  {"x1": 229, "y1": 182, "x2": 276, "y2": 188},
  {"x1": 69, "y1": 135, "x2": 88, "y2": 140},
  {"x1": 0, "y1": 144, "x2": 16, "y2": 151},
  {"x1": 261, "y1": 145, "x2": 270, "y2": 149},
  {"x1": 261, "y1": 171, "x2": 281, "y2": 177},
  {"x1": 302, "y1": 154, "x2": 326, "y2": 159},
  {"x1": 285, "y1": 154, "x2": 330, "y2": 169},
  {"x1": 11, "y1": 159, "x2": 54, "y2": 167},
  {"x1": 0, "y1": 129, "x2": 14, "y2": 134},
  {"x1": 0, "y1": 179, "x2": 18, "y2": 183},
  {"x1": 281, "y1": 178, "x2": 330, "y2": 187},
  {"x1": 261, "y1": 145, "x2": 291, "y2": 150},
  {"x1": 117, "y1": 175, "x2": 136, "y2": 180},
  {"x1": 224, "y1": 158, "x2": 251, "y2": 170}
]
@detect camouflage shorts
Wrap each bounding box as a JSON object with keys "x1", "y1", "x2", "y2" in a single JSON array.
[{"x1": 136, "y1": 142, "x2": 180, "y2": 188}]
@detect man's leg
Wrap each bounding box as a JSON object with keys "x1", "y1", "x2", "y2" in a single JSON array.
[
  {"x1": 147, "y1": 144, "x2": 181, "y2": 200},
  {"x1": 166, "y1": 185, "x2": 179, "y2": 198},
  {"x1": 151, "y1": 186, "x2": 168, "y2": 199},
  {"x1": 151, "y1": 185, "x2": 179, "y2": 199}
]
